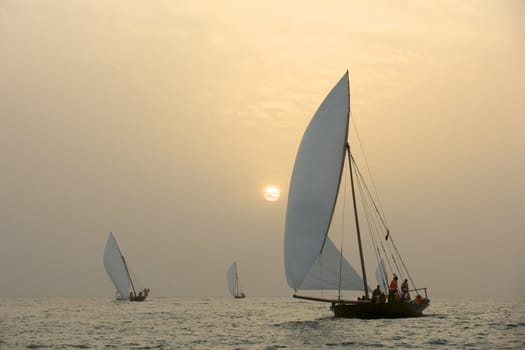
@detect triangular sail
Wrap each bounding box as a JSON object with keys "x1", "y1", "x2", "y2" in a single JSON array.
[
  {"x1": 103, "y1": 232, "x2": 131, "y2": 300},
  {"x1": 284, "y1": 72, "x2": 351, "y2": 291},
  {"x1": 299, "y1": 237, "x2": 366, "y2": 290},
  {"x1": 227, "y1": 262, "x2": 238, "y2": 297}
]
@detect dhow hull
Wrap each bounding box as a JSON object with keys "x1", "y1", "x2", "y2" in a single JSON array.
[
  {"x1": 129, "y1": 295, "x2": 147, "y2": 302},
  {"x1": 331, "y1": 301, "x2": 429, "y2": 319}
]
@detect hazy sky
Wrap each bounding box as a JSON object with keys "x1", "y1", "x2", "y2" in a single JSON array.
[{"x1": 1, "y1": 0, "x2": 524, "y2": 298}]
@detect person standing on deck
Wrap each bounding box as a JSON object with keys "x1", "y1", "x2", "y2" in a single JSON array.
[
  {"x1": 401, "y1": 279, "x2": 410, "y2": 300},
  {"x1": 372, "y1": 285, "x2": 382, "y2": 303},
  {"x1": 388, "y1": 275, "x2": 398, "y2": 303}
]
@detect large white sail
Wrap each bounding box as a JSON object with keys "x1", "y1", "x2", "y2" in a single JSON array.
[
  {"x1": 284, "y1": 72, "x2": 351, "y2": 291},
  {"x1": 226, "y1": 262, "x2": 238, "y2": 297},
  {"x1": 299, "y1": 237, "x2": 366, "y2": 290},
  {"x1": 103, "y1": 232, "x2": 131, "y2": 300}
]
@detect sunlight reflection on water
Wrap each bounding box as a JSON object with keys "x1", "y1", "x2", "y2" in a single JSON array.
[{"x1": 1, "y1": 297, "x2": 524, "y2": 349}]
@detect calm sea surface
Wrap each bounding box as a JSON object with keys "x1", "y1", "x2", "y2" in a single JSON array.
[{"x1": 1, "y1": 297, "x2": 524, "y2": 349}]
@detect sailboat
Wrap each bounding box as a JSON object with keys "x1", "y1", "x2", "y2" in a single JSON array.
[
  {"x1": 227, "y1": 262, "x2": 246, "y2": 299},
  {"x1": 284, "y1": 71, "x2": 429, "y2": 318},
  {"x1": 103, "y1": 232, "x2": 149, "y2": 302}
]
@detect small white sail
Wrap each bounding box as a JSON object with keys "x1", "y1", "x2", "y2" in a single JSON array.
[
  {"x1": 103, "y1": 232, "x2": 131, "y2": 300},
  {"x1": 226, "y1": 262, "x2": 238, "y2": 297},
  {"x1": 284, "y1": 72, "x2": 351, "y2": 291},
  {"x1": 299, "y1": 237, "x2": 366, "y2": 290},
  {"x1": 375, "y1": 258, "x2": 388, "y2": 293}
]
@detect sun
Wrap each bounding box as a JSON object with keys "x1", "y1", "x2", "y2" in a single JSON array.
[{"x1": 263, "y1": 185, "x2": 280, "y2": 202}]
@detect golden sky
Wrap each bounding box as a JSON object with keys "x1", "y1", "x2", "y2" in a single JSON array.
[{"x1": 1, "y1": 0, "x2": 524, "y2": 297}]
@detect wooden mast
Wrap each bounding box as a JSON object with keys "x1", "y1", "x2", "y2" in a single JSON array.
[{"x1": 346, "y1": 143, "x2": 369, "y2": 299}]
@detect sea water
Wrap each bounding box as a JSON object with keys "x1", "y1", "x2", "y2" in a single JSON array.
[{"x1": 1, "y1": 297, "x2": 524, "y2": 349}]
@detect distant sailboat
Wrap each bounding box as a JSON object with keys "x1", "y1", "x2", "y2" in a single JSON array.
[
  {"x1": 284, "y1": 71, "x2": 429, "y2": 318},
  {"x1": 103, "y1": 232, "x2": 149, "y2": 302},
  {"x1": 227, "y1": 262, "x2": 246, "y2": 299}
]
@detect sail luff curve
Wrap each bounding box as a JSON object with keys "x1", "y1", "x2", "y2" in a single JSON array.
[{"x1": 284, "y1": 71, "x2": 350, "y2": 291}]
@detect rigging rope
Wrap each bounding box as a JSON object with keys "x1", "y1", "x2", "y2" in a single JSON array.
[
  {"x1": 347, "y1": 116, "x2": 422, "y2": 297},
  {"x1": 389, "y1": 236, "x2": 418, "y2": 292},
  {"x1": 350, "y1": 151, "x2": 418, "y2": 291},
  {"x1": 352, "y1": 156, "x2": 395, "y2": 275},
  {"x1": 351, "y1": 117, "x2": 390, "y2": 229},
  {"x1": 351, "y1": 154, "x2": 389, "y2": 232}
]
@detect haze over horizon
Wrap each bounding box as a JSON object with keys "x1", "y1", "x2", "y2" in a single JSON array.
[{"x1": 1, "y1": 0, "x2": 524, "y2": 299}]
